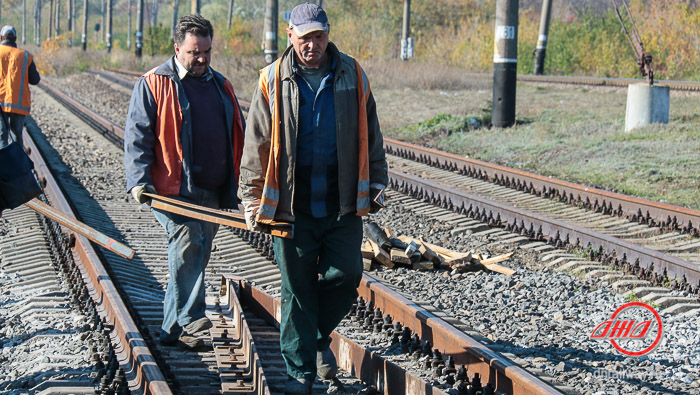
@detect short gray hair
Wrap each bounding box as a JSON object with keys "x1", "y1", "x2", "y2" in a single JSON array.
[{"x1": 173, "y1": 14, "x2": 214, "y2": 45}]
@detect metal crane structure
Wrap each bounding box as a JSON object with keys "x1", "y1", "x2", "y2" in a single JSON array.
[{"x1": 612, "y1": 0, "x2": 653, "y2": 85}]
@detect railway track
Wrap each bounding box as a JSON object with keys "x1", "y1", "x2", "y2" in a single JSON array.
[
  {"x1": 383, "y1": 140, "x2": 700, "y2": 311},
  {"x1": 4, "y1": 77, "x2": 576, "y2": 394},
  {"x1": 13, "y1": 70, "x2": 699, "y2": 394},
  {"x1": 105, "y1": 67, "x2": 700, "y2": 92}
]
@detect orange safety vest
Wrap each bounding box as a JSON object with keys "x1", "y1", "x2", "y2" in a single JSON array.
[
  {"x1": 256, "y1": 58, "x2": 371, "y2": 223},
  {"x1": 0, "y1": 45, "x2": 32, "y2": 116},
  {"x1": 142, "y1": 68, "x2": 244, "y2": 197}
]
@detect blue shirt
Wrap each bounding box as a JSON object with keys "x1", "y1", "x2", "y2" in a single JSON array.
[{"x1": 293, "y1": 58, "x2": 339, "y2": 218}]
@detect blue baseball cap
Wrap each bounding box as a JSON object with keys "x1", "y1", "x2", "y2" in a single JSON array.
[
  {"x1": 289, "y1": 3, "x2": 329, "y2": 37},
  {"x1": 0, "y1": 25, "x2": 16, "y2": 39}
]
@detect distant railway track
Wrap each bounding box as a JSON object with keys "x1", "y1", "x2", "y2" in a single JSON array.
[
  {"x1": 29, "y1": 79, "x2": 570, "y2": 394},
  {"x1": 105, "y1": 68, "x2": 700, "y2": 92}
]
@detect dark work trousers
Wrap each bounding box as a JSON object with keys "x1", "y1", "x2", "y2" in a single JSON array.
[{"x1": 272, "y1": 211, "x2": 364, "y2": 380}]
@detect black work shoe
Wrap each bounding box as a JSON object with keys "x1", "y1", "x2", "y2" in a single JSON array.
[
  {"x1": 283, "y1": 377, "x2": 313, "y2": 395},
  {"x1": 183, "y1": 316, "x2": 213, "y2": 335},
  {"x1": 316, "y1": 348, "x2": 338, "y2": 380}
]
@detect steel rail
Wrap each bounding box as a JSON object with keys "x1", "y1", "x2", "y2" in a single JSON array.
[
  {"x1": 389, "y1": 169, "x2": 700, "y2": 289},
  {"x1": 460, "y1": 72, "x2": 700, "y2": 91},
  {"x1": 23, "y1": 129, "x2": 171, "y2": 394},
  {"x1": 235, "y1": 278, "x2": 460, "y2": 395},
  {"x1": 237, "y1": 274, "x2": 563, "y2": 395},
  {"x1": 38, "y1": 81, "x2": 124, "y2": 144},
  {"x1": 25, "y1": 198, "x2": 135, "y2": 259},
  {"x1": 215, "y1": 276, "x2": 272, "y2": 395},
  {"x1": 385, "y1": 138, "x2": 700, "y2": 235}
]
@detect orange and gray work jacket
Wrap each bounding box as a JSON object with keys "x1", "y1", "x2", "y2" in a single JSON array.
[
  {"x1": 124, "y1": 57, "x2": 245, "y2": 209},
  {"x1": 238, "y1": 42, "x2": 388, "y2": 223},
  {"x1": 0, "y1": 42, "x2": 40, "y2": 115}
]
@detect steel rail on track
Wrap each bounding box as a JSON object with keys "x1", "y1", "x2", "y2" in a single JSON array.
[
  {"x1": 214, "y1": 276, "x2": 271, "y2": 395},
  {"x1": 385, "y1": 138, "x2": 700, "y2": 237},
  {"x1": 389, "y1": 169, "x2": 700, "y2": 289},
  {"x1": 234, "y1": 275, "x2": 563, "y2": 395},
  {"x1": 23, "y1": 129, "x2": 171, "y2": 395}
]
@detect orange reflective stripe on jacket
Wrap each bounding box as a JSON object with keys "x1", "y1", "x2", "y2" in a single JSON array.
[
  {"x1": 0, "y1": 46, "x2": 32, "y2": 115},
  {"x1": 256, "y1": 57, "x2": 371, "y2": 222},
  {"x1": 143, "y1": 68, "x2": 245, "y2": 197}
]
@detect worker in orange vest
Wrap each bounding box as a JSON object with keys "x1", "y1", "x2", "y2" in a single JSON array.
[{"x1": 0, "y1": 25, "x2": 40, "y2": 149}]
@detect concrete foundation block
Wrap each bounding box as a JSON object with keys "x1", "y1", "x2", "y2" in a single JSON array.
[{"x1": 625, "y1": 83, "x2": 670, "y2": 132}]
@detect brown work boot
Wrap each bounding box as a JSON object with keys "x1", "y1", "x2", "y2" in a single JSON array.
[
  {"x1": 316, "y1": 348, "x2": 338, "y2": 380},
  {"x1": 183, "y1": 316, "x2": 213, "y2": 335}
]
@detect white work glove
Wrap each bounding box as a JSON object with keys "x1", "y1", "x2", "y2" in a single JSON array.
[
  {"x1": 131, "y1": 184, "x2": 156, "y2": 205},
  {"x1": 369, "y1": 183, "x2": 386, "y2": 214},
  {"x1": 243, "y1": 200, "x2": 264, "y2": 232}
]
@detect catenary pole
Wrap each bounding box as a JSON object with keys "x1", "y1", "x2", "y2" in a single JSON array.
[
  {"x1": 55, "y1": 0, "x2": 60, "y2": 37},
  {"x1": 106, "y1": 0, "x2": 111, "y2": 51},
  {"x1": 48, "y1": 0, "x2": 53, "y2": 40},
  {"x1": 534, "y1": 0, "x2": 552, "y2": 75},
  {"x1": 262, "y1": 0, "x2": 277, "y2": 64},
  {"x1": 22, "y1": 0, "x2": 26, "y2": 44},
  {"x1": 81, "y1": 0, "x2": 87, "y2": 49},
  {"x1": 400, "y1": 0, "x2": 412, "y2": 60},
  {"x1": 491, "y1": 0, "x2": 518, "y2": 127},
  {"x1": 35, "y1": 0, "x2": 41, "y2": 45},
  {"x1": 67, "y1": 0, "x2": 72, "y2": 45},
  {"x1": 135, "y1": 0, "x2": 143, "y2": 56},
  {"x1": 127, "y1": 0, "x2": 131, "y2": 49},
  {"x1": 172, "y1": 0, "x2": 178, "y2": 37},
  {"x1": 227, "y1": 0, "x2": 233, "y2": 29}
]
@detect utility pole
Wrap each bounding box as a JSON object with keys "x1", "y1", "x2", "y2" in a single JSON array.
[
  {"x1": 190, "y1": 0, "x2": 199, "y2": 14},
  {"x1": 533, "y1": 0, "x2": 552, "y2": 75},
  {"x1": 227, "y1": 0, "x2": 233, "y2": 30},
  {"x1": 106, "y1": 0, "x2": 111, "y2": 51},
  {"x1": 135, "y1": 0, "x2": 143, "y2": 57},
  {"x1": 22, "y1": 0, "x2": 26, "y2": 44},
  {"x1": 152, "y1": 0, "x2": 158, "y2": 27},
  {"x1": 48, "y1": 0, "x2": 54, "y2": 40},
  {"x1": 35, "y1": 0, "x2": 42, "y2": 45},
  {"x1": 100, "y1": 0, "x2": 104, "y2": 41},
  {"x1": 67, "y1": 0, "x2": 72, "y2": 45},
  {"x1": 81, "y1": 0, "x2": 87, "y2": 50},
  {"x1": 55, "y1": 0, "x2": 60, "y2": 38},
  {"x1": 262, "y1": 0, "x2": 277, "y2": 64},
  {"x1": 172, "y1": 0, "x2": 179, "y2": 37},
  {"x1": 491, "y1": 0, "x2": 518, "y2": 128},
  {"x1": 400, "y1": 0, "x2": 413, "y2": 60},
  {"x1": 127, "y1": 0, "x2": 131, "y2": 49}
]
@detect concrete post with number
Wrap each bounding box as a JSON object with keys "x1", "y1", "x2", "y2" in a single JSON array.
[
  {"x1": 400, "y1": 0, "x2": 413, "y2": 60},
  {"x1": 135, "y1": 0, "x2": 143, "y2": 57},
  {"x1": 534, "y1": 0, "x2": 552, "y2": 75},
  {"x1": 491, "y1": 0, "x2": 518, "y2": 128},
  {"x1": 106, "y1": 0, "x2": 112, "y2": 52},
  {"x1": 263, "y1": 0, "x2": 278, "y2": 64},
  {"x1": 81, "y1": 0, "x2": 87, "y2": 50}
]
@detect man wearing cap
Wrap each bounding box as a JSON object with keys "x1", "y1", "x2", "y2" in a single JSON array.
[
  {"x1": 239, "y1": 3, "x2": 387, "y2": 394},
  {"x1": 0, "y1": 25, "x2": 41, "y2": 149}
]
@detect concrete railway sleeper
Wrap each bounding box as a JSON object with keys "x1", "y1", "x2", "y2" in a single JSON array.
[{"x1": 23, "y1": 80, "x2": 574, "y2": 394}]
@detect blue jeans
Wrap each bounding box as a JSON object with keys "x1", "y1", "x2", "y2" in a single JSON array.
[
  {"x1": 152, "y1": 187, "x2": 219, "y2": 342},
  {"x1": 273, "y1": 212, "x2": 363, "y2": 380},
  {"x1": 0, "y1": 113, "x2": 25, "y2": 149}
]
